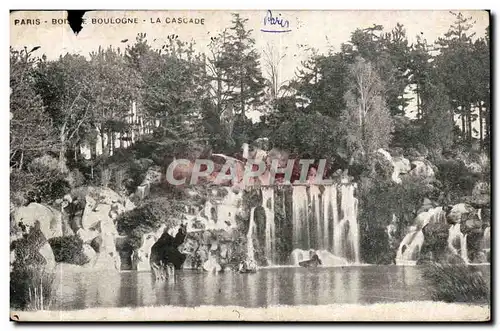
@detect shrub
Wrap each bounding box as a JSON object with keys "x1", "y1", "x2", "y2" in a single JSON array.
[
  {"x1": 434, "y1": 158, "x2": 480, "y2": 200},
  {"x1": 48, "y1": 236, "x2": 87, "y2": 265},
  {"x1": 116, "y1": 197, "x2": 185, "y2": 249},
  {"x1": 10, "y1": 263, "x2": 54, "y2": 310},
  {"x1": 10, "y1": 158, "x2": 71, "y2": 205},
  {"x1": 10, "y1": 233, "x2": 55, "y2": 310},
  {"x1": 422, "y1": 262, "x2": 490, "y2": 303}
]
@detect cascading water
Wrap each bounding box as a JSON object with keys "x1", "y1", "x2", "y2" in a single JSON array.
[
  {"x1": 292, "y1": 185, "x2": 309, "y2": 250},
  {"x1": 448, "y1": 223, "x2": 469, "y2": 263},
  {"x1": 396, "y1": 207, "x2": 444, "y2": 265},
  {"x1": 309, "y1": 185, "x2": 321, "y2": 250},
  {"x1": 291, "y1": 184, "x2": 360, "y2": 264},
  {"x1": 262, "y1": 187, "x2": 276, "y2": 265},
  {"x1": 340, "y1": 184, "x2": 360, "y2": 263},
  {"x1": 247, "y1": 207, "x2": 256, "y2": 261}
]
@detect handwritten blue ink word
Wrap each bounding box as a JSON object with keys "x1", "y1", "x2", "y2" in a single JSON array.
[{"x1": 261, "y1": 10, "x2": 292, "y2": 33}]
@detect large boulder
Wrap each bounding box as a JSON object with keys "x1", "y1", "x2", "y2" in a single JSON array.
[
  {"x1": 408, "y1": 160, "x2": 436, "y2": 180},
  {"x1": 89, "y1": 219, "x2": 121, "y2": 271},
  {"x1": 13, "y1": 203, "x2": 63, "y2": 240},
  {"x1": 376, "y1": 148, "x2": 411, "y2": 184},
  {"x1": 150, "y1": 225, "x2": 187, "y2": 270},
  {"x1": 290, "y1": 248, "x2": 348, "y2": 266},
  {"x1": 80, "y1": 187, "x2": 134, "y2": 230},
  {"x1": 131, "y1": 224, "x2": 166, "y2": 271},
  {"x1": 419, "y1": 222, "x2": 464, "y2": 264},
  {"x1": 446, "y1": 203, "x2": 476, "y2": 224}
]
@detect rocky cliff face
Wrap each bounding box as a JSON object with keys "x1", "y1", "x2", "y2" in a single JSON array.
[{"x1": 11, "y1": 186, "x2": 135, "y2": 273}]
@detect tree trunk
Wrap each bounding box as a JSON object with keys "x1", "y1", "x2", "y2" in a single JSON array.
[
  {"x1": 461, "y1": 106, "x2": 466, "y2": 141},
  {"x1": 59, "y1": 128, "x2": 67, "y2": 172},
  {"x1": 467, "y1": 104, "x2": 472, "y2": 142},
  {"x1": 479, "y1": 102, "x2": 483, "y2": 149},
  {"x1": 101, "y1": 129, "x2": 108, "y2": 158},
  {"x1": 108, "y1": 129, "x2": 114, "y2": 156},
  {"x1": 19, "y1": 151, "x2": 24, "y2": 171},
  {"x1": 416, "y1": 84, "x2": 421, "y2": 118}
]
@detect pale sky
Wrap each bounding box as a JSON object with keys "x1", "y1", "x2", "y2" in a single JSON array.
[{"x1": 10, "y1": 10, "x2": 490, "y2": 125}]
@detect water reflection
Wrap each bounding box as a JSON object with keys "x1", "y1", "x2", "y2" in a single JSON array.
[{"x1": 49, "y1": 265, "x2": 490, "y2": 310}]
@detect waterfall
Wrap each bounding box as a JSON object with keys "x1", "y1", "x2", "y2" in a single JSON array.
[
  {"x1": 247, "y1": 207, "x2": 256, "y2": 261},
  {"x1": 262, "y1": 187, "x2": 276, "y2": 265},
  {"x1": 291, "y1": 183, "x2": 359, "y2": 264},
  {"x1": 309, "y1": 185, "x2": 321, "y2": 250},
  {"x1": 322, "y1": 185, "x2": 332, "y2": 251},
  {"x1": 448, "y1": 223, "x2": 468, "y2": 263},
  {"x1": 292, "y1": 186, "x2": 309, "y2": 249},
  {"x1": 396, "y1": 230, "x2": 424, "y2": 265},
  {"x1": 395, "y1": 207, "x2": 444, "y2": 265},
  {"x1": 340, "y1": 184, "x2": 360, "y2": 263}
]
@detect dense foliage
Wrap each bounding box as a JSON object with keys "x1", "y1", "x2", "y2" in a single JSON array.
[{"x1": 48, "y1": 236, "x2": 87, "y2": 265}]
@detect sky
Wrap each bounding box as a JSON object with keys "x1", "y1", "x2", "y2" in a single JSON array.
[{"x1": 10, "y1": 10, "x2": 490, "y2": 124}]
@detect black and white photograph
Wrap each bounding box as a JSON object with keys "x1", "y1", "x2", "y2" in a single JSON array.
[{"x1": 9, "y1": 9, "x2": 491, "y2": 321}]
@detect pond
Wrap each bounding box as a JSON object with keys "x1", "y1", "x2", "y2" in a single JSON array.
[{"x1": 48, "y1": 265, "x2": 491, "y2": 310}]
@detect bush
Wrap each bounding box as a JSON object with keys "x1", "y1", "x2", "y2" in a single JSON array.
[
  {"x1": 434, "y1": 158, "x2": 480, "y2": 200},
  {"x1": 10, "y1": 158, "x2": 71, "y2": 205},
  {"x1": 422, "y1": 262, "x2": 490, "y2": 303},
  {"x1": 48, "y1": 236, "x2": 87, "y2": 265},
  {"x1": 116, "y1": 197, "x2": 185, "y2": 249},
  {"x1": 10, "y1": 232, "x2": 55, "y2": 310},
  {"x1": 10, "y1": 264, "x2": 54, "y2": 310}
]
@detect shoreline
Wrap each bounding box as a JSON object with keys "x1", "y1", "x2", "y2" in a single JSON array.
[{"x1": 11, "y1": 301, "x2": 490, "y2": 322}]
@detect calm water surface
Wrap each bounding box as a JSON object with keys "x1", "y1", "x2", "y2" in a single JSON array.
[{"x1": 49, "y1": 265, "x2": 490, "y2": 310}]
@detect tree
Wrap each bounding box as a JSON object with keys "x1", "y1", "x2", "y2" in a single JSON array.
[
  {"x1": 89, "y1": 46, "x2": 140, "y2": 157},
  {"x1": 292, "y1": 50, "x2": 350, "y2": 120},
  {"x1": 471, "y1": 30, "x2": 490, "y2": 150},
  {"x1": 347, "y1": 24, "x2": 412, "y2": 116},
  {"x1": 127, "y1": 34, "x2": 208, "y2": 157},
  {"x1": 339, "y1": 56, "x2": 394, "y2": 160},
  {"x1": 421, "y1": 78, "x2": 454, "y2": 152},
  {"x1": 435, "y1": 11, "x2": 478, "y2": 143},
  {"x1": 10, "y1": 47, "x2": 58, "y2": 170},
  {"x1": 221, "y1": 14, "x2": 266, "y2": 118},
  {"x1": 35, "y1": 53, "x2": 93, "y2": 171},
  {"x1": 262, "y1": 43, "x2": 289, "y2": 106},
  {"x1": 408, "y1": 34, "x2": 434, "y2": 118}
]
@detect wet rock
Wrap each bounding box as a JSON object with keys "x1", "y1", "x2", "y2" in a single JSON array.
[
  {"x1": 203, "y1": 253, "x2": 221, "y2": 272},
  {"x1": 150, "y1": 224, "x2": 187, "y2": 270},
  {"x1": 131, "y1": 224, "x2": 166, "y2": 271},
  {"x1": 91, "y1": 220, "x2": 121, "y2": 271},
  {"x1": 421, "y1": 222, "x2": 450, "y2": 259},
  {"x1": 290, "y1": 248, "x2": 348, "y2": 266}
]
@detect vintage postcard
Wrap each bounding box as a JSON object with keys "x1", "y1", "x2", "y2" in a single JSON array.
[{"x1": 9, "y1": 9, "x2": 491, "y2": 322}]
